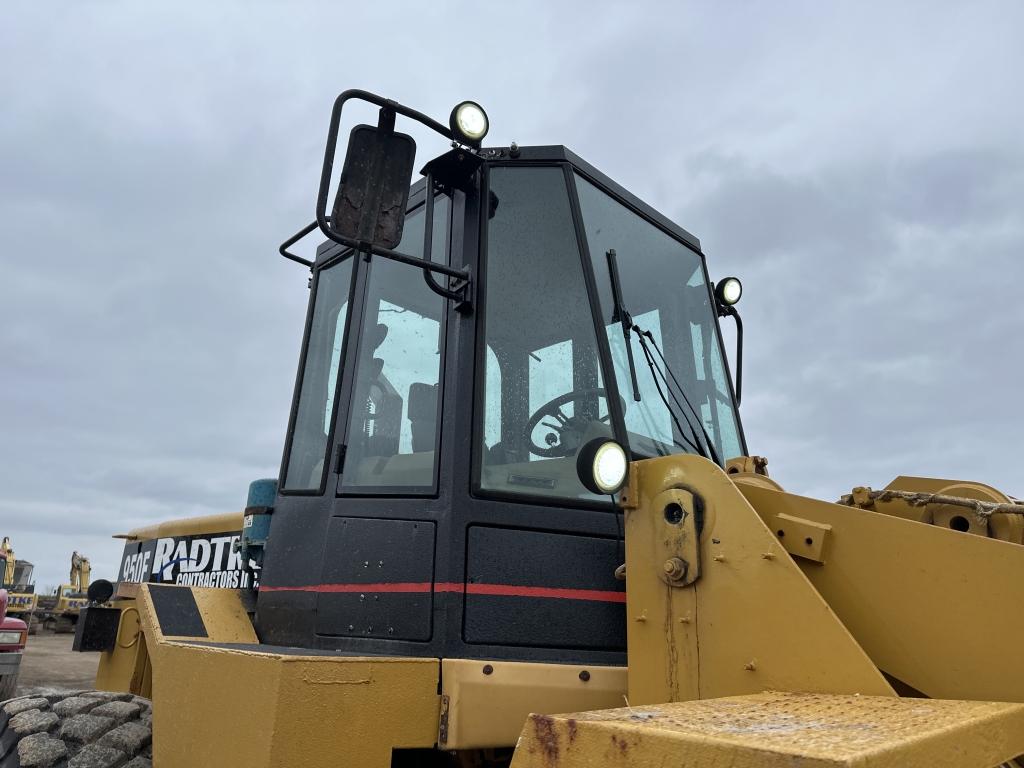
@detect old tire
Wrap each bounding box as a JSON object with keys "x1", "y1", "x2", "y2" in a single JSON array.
[{"x1": 0, "y1": 691, "x2": 152, "y2": 768}]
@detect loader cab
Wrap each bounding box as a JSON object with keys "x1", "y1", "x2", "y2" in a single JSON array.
[{"x1": 258, "y1": 107, "x2": 745, "y2": 665}]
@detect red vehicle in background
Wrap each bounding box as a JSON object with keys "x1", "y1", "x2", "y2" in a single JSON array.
[{"x1": 0, "y1": 589, "x2": 27, "y2": 700}]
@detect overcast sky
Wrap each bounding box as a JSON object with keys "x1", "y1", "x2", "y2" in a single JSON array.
[{"x1": 2, "y1": 2, "x2": 1022, "y2": 589}]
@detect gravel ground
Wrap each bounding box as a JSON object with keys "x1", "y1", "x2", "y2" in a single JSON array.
[{"x1": 15, "y1": 632, "x2": 100, "y2": 696}]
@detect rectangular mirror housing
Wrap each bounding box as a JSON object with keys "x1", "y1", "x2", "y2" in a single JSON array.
[{"x1": 330, "y1": 124, "x2": 416, "y2": 250}]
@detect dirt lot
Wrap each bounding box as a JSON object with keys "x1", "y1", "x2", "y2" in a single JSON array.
[{"x1": 15, "y1": 632, "x2": 99, "y2": 696}]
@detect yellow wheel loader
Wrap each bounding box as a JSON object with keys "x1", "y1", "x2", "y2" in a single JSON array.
[{"x1": 2, "y1": 90, "x2": 1023, "y2": 768}]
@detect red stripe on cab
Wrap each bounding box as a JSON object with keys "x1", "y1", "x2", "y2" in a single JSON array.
[{"x1": 261, "y1": 581, "x2": 625, "y2": 603}]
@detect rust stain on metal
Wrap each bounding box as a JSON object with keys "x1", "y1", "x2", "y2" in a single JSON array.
[
  {"x1": 531, "y1": 714, "x2": 561, "y2": 763},
  {"x1": 664, "y1": 584, "x2": 679, "y2": 698},
  {"x1": 610, "y1": 733, "x2": 629, "y2": 755}
]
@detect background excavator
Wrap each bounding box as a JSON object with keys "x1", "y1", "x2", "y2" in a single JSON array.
[
  {"x1": 26, "y1": 552, "x2": 91, "y2": 635},
  {"x1": 1, "y1": 91, "x2": 1022, "y2": 768},
  {"x1": 0, "y1": 538, "x2": 37, "y2": 621}
]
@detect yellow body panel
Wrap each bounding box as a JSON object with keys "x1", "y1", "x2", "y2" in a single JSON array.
[
  {"x1": 621, "y1": 454, "x2": 892, "y2": 705},
  {"x1": 94, "y1": 599, "x2": 149, "y2": 695},
  {"x1": 739, "y1": 482, "x2": 1024, "y2": 701},
  {"x1": 99, "y1": 583, "x2": 635, "y2": 757},
  {"x1": 441, "y1": 659, "x2": 627, "y2": 749},
  {"x1": 510, "y1": 691, "x2": 1024, "y2": 767},
  {"x1": 154, "y1": 642, "x2": 439, "y2": 767},
  {"x1": 130, "y1": 583, "x2": 439, "y2": 768},
  {"x1": 116, "y1": 510, "x2": 243, "y2": 542}
]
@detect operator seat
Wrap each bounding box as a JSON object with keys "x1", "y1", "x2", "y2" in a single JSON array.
[
  {"x1": 361, "y1": 323, "x2": 402, "y2": 457},
  {"x1": 407, "y1": 382, "x2": 438, "y2": 452}
]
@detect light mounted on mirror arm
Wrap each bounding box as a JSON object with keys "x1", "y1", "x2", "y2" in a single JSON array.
[{"x1": 449, "y1": 101, "x2": 489, "y2": 147}]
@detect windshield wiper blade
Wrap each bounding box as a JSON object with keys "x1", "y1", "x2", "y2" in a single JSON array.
[
  {"x1": 606, "y1": 249, "x2": 641, "y2": 402},
  {"x1": 633, "y1": 326, "x2": 722, "y2": 467},
  {"x1": 605, "y1": 248, "x2": 718, "y2": 463}
]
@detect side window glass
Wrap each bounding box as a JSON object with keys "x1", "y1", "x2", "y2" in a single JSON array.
[
  {"x1": 483, "y1": 346, "x2": 502, "y2": 450},
  {"x1": 282, "y1": 259, "x2": 354, "y2": 490},
  {"x1": 340, "y1": 198, "x2": 449, "y2": 493}
]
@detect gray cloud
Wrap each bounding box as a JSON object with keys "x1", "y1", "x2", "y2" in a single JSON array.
[{"x1": 2, "y1": 1, "x2": 1022, "y2": 587}]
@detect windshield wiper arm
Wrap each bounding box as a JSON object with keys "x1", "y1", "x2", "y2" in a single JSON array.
[
  {"x1": 606, "y1": 249, "x2": 641, "y2": 402},
  {"x1": 633, "y1": 326, "x2": 723, "y2": 467},
  {"x1": 606, "y1": 248, "x2": 718, "y2": 463}
]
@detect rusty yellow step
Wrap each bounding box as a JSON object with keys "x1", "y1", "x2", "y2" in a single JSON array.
[{"x1": 511, "y1": 691, "x2": 1024, "y2": 767}]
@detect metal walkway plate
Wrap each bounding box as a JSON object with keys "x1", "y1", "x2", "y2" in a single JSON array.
[{"x1": 511, "y1": 691, "x2": 1024, "y2": 767}]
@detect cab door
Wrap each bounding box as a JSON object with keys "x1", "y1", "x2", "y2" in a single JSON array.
[
  {"x1": 314, "y1": 196, "x2": 451, "y2": 641},
  {"x1": 459, "y1": 163, "x2": 627, "y2": 660}
]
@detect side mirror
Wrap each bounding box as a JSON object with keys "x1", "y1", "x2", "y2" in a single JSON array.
[
  {"x1": 329, "y1": 123, "x2": 416, "y2": 250},
  {"x1": 284, "y1": 91, "x2": 475, "y2": 309}
]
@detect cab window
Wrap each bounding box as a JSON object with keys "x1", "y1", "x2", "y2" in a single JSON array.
[
  {"x1": 282, "y1": 258, "x2": 354, "y2": 490},
  {"x1": 478, "y1": 166, "x2": 611, "y2": 502},
  {"x1": 339, "y1": 198, "x2": 450, "y2": 493},
  {"x1": 575, "y1": 174, "x2": 742, "y2": 462}
]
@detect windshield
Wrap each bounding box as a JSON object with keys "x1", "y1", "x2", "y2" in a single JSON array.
[{"x1": 574, "y1": 174, "x2": 742, "y2": 462}]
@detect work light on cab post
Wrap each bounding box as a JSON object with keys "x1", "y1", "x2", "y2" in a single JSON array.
[
  {"x1": 715, "y1": 276, "x2": 742, "y2": 308},
  {"x1": 714, "y1": 276, "x2": 745, "y2": 406}
]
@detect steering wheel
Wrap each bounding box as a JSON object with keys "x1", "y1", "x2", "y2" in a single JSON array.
[{"x1": 525, "y1": 388, "x2": 611, "y2": 458}]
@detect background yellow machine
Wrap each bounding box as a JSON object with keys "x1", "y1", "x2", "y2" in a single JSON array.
[
  {"x1": 26, "y1": 553, "x2": 92, "y2": 635},
  {"x1": 1, "y1": 91, "x2": 1022, "y2": 768},
  {"x1": 0, "y1": 538, "x2": 37, "y2": 619}
]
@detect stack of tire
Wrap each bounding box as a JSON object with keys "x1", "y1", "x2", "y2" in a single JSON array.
[{"x1": 0, "y1": 691, "x2": 153, "y2": 767}]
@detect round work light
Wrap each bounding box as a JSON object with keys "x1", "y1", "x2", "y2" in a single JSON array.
[
  {"x1": 450, "y1": 101, "x2": 489, "y2": 146},
  {"x1": 714, "y1": 276, "x2": 743, "y2": 307},
  {"x1": 577, "y1": 439, "x2": 629, "y2": 496}
]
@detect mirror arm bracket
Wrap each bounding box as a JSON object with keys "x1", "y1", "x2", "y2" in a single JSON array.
[
  {"x1": 315, "y1": 90, "x2": 452, "y2": 245},
  {"x1": 279, "y1": 220, "x2": 323, "y2": 269},
  {"x1": 278, "y1": 217, "x2": 472, "y2": 311},
  {"x1": 309, "y1": 89, "x2": 472, "y2": 309}
]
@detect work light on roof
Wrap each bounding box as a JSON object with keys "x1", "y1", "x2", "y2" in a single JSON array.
[
  {"x1": 450, "y1": 101, "x2": 489, "y2": 146},
  {"x1": 715, "y1": 277, "x2": 743, "y2": 307}
]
